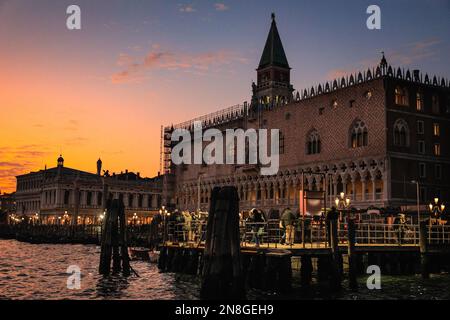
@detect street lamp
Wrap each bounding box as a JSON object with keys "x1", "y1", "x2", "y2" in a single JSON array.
[
  {"x1": 335, "y1": 192, "x2": 351, "y2": 221},
  {"x1": 429, "y1": 197, "x2": 445, "y2": 220},
  {"x1": 161, "y1": 207, "x2": 169, "y2": 244},
  {"x1": 411, "y1": 180, "x2": 420, "y2": 223}
]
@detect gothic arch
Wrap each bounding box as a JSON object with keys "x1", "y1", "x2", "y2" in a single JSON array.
[
  {"x1": 306, "y1": 128, "x2": 321, "y2": 155},
  {"x1": 393, "y1": 118, "x2": 410, "y2": 147},
  {"x1": 349, "y1": 119, "x2": 368, "y2": 148}
]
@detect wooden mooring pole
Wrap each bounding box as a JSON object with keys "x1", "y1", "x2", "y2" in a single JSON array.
[
  {"x1": 99, "y1": 199, "x2": 130, "y2": 276},
  {"x1": 419, "y1": 221, "x2": 429, "y2": 279},
  {"x1": 347, "y1": 218, "x2": 358, "y2": 290},
  {"x1": 328, "y1": 214, "x2": 342, "y2": 291},
  {"x1": 200, "y1": 186, "x2": 246, "y2": 300}
]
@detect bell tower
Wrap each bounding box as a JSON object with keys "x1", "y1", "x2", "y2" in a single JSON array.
[{"x1": 253, "y1": 13, "x2": 294, "y2": 104}]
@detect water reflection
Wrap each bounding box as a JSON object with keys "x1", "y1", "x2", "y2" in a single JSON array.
[
  {"x1": 0, "y1": 239, "x2": 449, "y2": 300},
  {"x1": 96, "y1": 275, "x2": 130, "y2": 299}
]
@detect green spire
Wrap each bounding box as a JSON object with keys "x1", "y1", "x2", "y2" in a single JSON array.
[{"x1": 258, "y1": 13, "x2": 290, "y2": 70}]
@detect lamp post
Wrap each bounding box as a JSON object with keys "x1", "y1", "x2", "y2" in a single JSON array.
[
  {"x1": 411, "y1": 180, "x2": 420, "y2": 223},
  {"x1": 197, "y1": 174, "x2": 206, "y2": 214},
  {"x1": 161, "y1": 206, "x2": 169, "y2": 244},
  {"x1": 429, "y1": 197, "x2": 445, "y2": 223},
  {"x1": 335, "y1": 192, "x2": 351, "y2": 221}
]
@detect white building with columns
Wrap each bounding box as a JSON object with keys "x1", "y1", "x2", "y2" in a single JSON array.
[{"x1": 15, "y1": 156, "x2": 162, "y2": 224}]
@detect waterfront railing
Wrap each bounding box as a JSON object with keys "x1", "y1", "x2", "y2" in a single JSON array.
[{"x1": 163, "y1": 219, "x2": 450, "y2": 249}]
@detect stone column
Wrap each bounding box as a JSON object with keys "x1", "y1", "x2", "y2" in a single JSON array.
[
  {"x1": 55, "y1": 187, "x2": 61, "y2": 206},
  {"x1": 382, "y1": 171, "x2": 388, "y2": 202},
  {"x1": 279, "y1": 181, "x2": 285, "y2": 205},
  {"x1": 362, "y1": 178, "x2": 367, "y2": 202},
  {"x1": 143, "y1": 194, "x2": 149, "y2": 209},
  {"x1": 261, "y1": 184, "x2": 266, "y2": 206},
  {"x1": 293, "y1": 181, "x2": 298, "y2": 206},
  {"x1": 372, "y1": 178, "x2": 377, "y2": 201},
  {"x1": 351, "y1": 178, "x2": 356, "y2": 201}
]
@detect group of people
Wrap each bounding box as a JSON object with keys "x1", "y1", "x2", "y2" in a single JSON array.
[
  {"x1": 167, "y1": 210, "x2": 208, "y2": 243},
  {"x1": 244, "y1": 207, "x2": 312, "y2": 247},
  {"x1": 153, "y1": 206, "x2": 447, "y2": 248}
]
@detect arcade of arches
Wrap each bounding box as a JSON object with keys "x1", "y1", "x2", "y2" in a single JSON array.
[{"x1": 175, "y1": 158, "x2": 387, "y2": 212}]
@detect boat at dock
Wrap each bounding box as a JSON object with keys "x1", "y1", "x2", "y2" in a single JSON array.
[{"x1": 129, "y1": 247, "x2": 160, "y2": 263}]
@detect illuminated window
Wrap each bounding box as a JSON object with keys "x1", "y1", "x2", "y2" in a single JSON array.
[
  {"x1": 416, "y1": 92, "x2": 424, "y2": 111},
  {"x1": 350, "y1": 120, "x2": 368, "y2": 148},
  {"x1": 395, "y1": 87, "x2": 408, "y2": 106},
  {"x1": 434, "y1": 143, "x2": 441, "y2": 156},
  {"x1": 433, "y1": 123, "x2": 440, "y2": 136},
  {"x1": 331, "y1": 100, "x2": 338, "y2": 108}
]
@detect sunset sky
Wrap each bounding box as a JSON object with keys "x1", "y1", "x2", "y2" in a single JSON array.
[{"x1": 1, "y1": 0, "x2": 449, "y2": 193}]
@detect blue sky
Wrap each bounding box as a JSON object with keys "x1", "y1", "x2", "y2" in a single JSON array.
[{"x1": 0, "y1": 0, "x2": 449, "y2": 190}]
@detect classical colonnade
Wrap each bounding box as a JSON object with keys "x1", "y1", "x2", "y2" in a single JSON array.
[{"x1": 175, "y1": 158, "x2": 388, "y2": 212}]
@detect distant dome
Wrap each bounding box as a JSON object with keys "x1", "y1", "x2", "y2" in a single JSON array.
[{"x1": 57, "y1": 155, "x2": 64, "y2": 166}]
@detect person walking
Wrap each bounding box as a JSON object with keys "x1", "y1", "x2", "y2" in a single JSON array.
[
  {"x1": 281, "y1": 208, "x2": 295, "y2": 245},
  {"x1": 247, "y1": 208, "x2": 265, "y2": 247}
]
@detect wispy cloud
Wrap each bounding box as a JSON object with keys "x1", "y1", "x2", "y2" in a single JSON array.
[
  {"x1": 179, "y1": 4, "x2": 196, "y2": 13},
  {"x1": 390, "y1": 38, "x2": 441, "y2": 65},
  {"x1": 111, "y1": 46, "x2": 248, "y2": 84},
  {"x1": 325, "y1": 37, "x2": 442, "y2": 80},
  {"x1": 0, "y1": 144, "x2": 53, "y2": 192},
  {"x1": 214, "y1": 3, "x2": 229, "y2": 11}
]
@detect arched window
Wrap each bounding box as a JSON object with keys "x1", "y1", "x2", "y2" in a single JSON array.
[
  {"x1": 393, "y1": 119, "x2": 410, "y2": 147},
  {"x1": 416, "y1": 92, "x2": 424, "y2": 111},
  {"x1": 350, "y1": 120, "x2": 368, "y2": 148},
  {"x1": 395, "y1": 87, "x2": 409, "y2": 106},
  {"x1": 306, "y1": 130, "x2": 321, "y2": 155}
]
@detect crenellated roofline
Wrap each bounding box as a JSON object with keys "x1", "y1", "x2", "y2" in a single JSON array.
[{"x1": 165, "y1": 63, "x2": 450, "y2": 133}]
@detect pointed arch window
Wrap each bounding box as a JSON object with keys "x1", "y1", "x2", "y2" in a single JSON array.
[
  {"x1": 306, "y1": 130, "x2": 321, "y2": 155},
  {"x1": 416, "y1": 92, "x2": 424, "y2": 111},
  {"x1": 393, "y1": 119, "x2": 410, "y2": 147},
  {"x1": 350, "y1": 120, "x2": 368, "y2": 148},
  {"x1": 395, "y1": 87, "x2": 409, "y2": 106}
]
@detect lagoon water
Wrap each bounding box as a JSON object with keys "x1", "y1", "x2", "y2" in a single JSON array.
[{"x1": 0, "y1": 239, "x2": 449, "y2": 300}]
